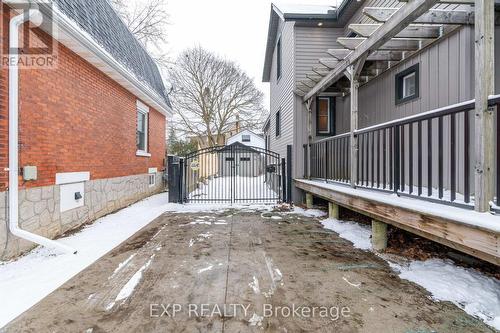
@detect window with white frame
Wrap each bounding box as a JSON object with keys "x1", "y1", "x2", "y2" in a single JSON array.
[
  {"x1": 136, "y1": 100, "x2": 149, "y2": 155},
  {"x1": 242, "y1": 134, "x2": 251, "y2": 142},
  {"x1": 148, "y1": 174, "x2": 155, "y2": 187}
]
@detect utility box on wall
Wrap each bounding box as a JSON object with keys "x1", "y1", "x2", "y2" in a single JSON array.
[
  {"x1": 22, "y1": 166, "x2": 38, "y2": 181},
  {"x1": 56, "y1": 172, "x2": 90, "y2": 212}
]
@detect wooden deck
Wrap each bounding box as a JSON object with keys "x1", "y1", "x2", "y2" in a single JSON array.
[{"x1": 295, "y1": 179, "x2": 500, "y2": 266}]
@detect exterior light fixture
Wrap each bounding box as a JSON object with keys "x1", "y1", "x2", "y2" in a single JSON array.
[{"x1": 318, "y1": 22, "x2": 323, "y2": 27}]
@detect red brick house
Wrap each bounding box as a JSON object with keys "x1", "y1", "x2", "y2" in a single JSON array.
[{"x1": 0, "y1": 0, "x2": 171, "y2": 258}]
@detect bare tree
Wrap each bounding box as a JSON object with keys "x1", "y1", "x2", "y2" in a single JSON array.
[
  {"x1": 109, "y1": 0, "x2": 169, "y2": 65},
  {"x1": 169, "y1": 47, "x2": 266, "y2": 148}
]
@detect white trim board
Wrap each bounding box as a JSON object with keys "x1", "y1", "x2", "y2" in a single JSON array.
[{"x1": 56, "y1": 172, "x2": 90, "y2": 185}]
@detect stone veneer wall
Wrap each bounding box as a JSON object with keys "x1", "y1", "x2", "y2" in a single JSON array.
[{"x1": 0, "y1": 172, "x2": 164, "y2": 260}]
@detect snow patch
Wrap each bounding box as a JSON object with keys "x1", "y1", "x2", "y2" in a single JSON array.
[
  {"x1": 391, "y1": 259, "x2": 500, "y2": 329},
  {"x1": 198, "y1": 265, "x2": 214, "y2": 274},
  {"x1": 108, "y1": 254, "x2": 136, "y2": 280},
  {"x1": 321, "y1": 218, "x2": 371, "y2": 250},
  {"x1": 249, "y1": 276, "x2": 260, "y2": 294},
  {"x1": 263, "y1": 257, "x2": 283, "y2": 298},
  {"x1": 342, "y1": 276, "x2": 361, "y2": 288},
  {"x1": 312, "y1": 212, "x2": 500, "y2": 330},
  {"x1": 290, "y1": 207, "x2": 328, "y2": 218},
  {"x1": 248, "y1": 313, "x2": 263, "y2": 326},
  {"x1": 107, "y1": 254, "x2": 155, "y2": 310}
]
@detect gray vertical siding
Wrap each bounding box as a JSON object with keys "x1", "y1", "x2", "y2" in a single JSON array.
[
  {"x1": 268, "y1": 20, "x2": 296, "y2": 160},
  {"x1": 294, "y1": 26, "x2": 344, "y2": 82},
  {"x1": 335, "y1": 26, "x2": 475, "y2": 132},
  {"x1": 292, "y1": 25, "x2": 345, "y2": 200}
]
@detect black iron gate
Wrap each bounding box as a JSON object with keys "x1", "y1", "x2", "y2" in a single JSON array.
[{"x1": 174, "y1": 142, "x2": 284, "y2": 204}]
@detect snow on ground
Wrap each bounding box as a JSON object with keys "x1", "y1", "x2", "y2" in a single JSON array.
[
  {"x1": 308, "y1": 215, "x2": 500, "y2": 330},
  {"x1": 189, "y1": 175, "x2": 279, "y2": 204},
  {"x1": 0, "y1": 192, "x2": 273, "y2": 329},
  {"x1": 289, "y1": 206, "x2": 327, "y2": 218},
  {"x1": 321, "y1": 218, "x2": 371, "y2": 250},
  {"x1": 107, "y1": 253, "x2": 156, "y2": 310}
]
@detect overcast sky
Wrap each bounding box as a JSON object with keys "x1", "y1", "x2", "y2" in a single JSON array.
[{"x1": 165, "y1": 0, "x2": 337, "y2": 110}]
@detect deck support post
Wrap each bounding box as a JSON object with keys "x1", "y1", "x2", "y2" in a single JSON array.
[
  {"x1": 306, "y1": 193, "x2": 313, "y2": 209},
  {"x1": 328, "y1": 202, "x2": 339, "y2": 219},
  {"x1": 371, "y1": 220, "x2": 388, "y2": 252},
  {"x1": 474, "y1": 0, "x2": 495, "y2": 212}
]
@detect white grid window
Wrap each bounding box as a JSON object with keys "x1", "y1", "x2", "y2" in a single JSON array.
[{"x1": 136, "y1": 100, "x2": 150, "y2": 157}]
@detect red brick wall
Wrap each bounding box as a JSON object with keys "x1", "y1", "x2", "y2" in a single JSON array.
[{"x1": 1, "y1": 5, "x2": 166, "y2": 190}]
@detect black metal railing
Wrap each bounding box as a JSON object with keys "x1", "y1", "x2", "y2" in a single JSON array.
[
  {"x1": 355, "y1": 104, "x2": 475, "y2": 207},
  {"x1": 308, "y1": 133, "x2": 350, "y2": 184},
  {"x1": 304, "y1": 96, "x2": 500, "y2": 209}
]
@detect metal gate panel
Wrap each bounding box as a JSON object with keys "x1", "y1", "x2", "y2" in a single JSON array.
[{"x1": 181, "y1": 142, "x2": 282, "y2": 204}]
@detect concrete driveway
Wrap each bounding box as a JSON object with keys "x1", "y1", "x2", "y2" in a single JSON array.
[{"x1": 2, "y1": 209, "x2": 494, "y2": 333}]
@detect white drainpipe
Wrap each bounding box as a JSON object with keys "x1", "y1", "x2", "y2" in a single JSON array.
[{"x1": 9, "y1": 10, "x2": 76, "y2": 254}]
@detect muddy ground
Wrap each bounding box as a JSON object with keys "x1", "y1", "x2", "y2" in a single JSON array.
[{"x1": 2, "y1": 209, "x2": 495, "y2": 333}]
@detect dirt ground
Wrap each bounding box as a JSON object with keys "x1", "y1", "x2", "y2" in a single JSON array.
[{"x1": 2, "y1": 208, "x2": 496, "y2": 333}]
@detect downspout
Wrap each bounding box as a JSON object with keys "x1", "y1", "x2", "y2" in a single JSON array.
[{"x1": 9, "y1": 10, "x2": 76, "y2": 254}]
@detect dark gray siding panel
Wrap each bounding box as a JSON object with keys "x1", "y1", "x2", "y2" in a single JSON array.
[
  {"x1": 335, "y1": 27, "x2": 475, "y2": 131},
  {"x1": 330, "y1": 27, "x2": 477, "y2": 196}
]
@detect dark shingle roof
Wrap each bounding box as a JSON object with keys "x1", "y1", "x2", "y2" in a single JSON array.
[{"x1": 53, "y1": 0, "x2": 170, "y2": 107}]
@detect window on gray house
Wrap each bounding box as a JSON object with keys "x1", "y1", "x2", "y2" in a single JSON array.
[
  {"x1": 395, "y1": 64, "x2": 419, "y2": 104},
  {"x1": 242, "y1": 134, "x2": 251, "y2": 142},
  {"x1": 275, "y1": 110, "x2": 281, "y2": 137},
  {"x1": 277, "y1": 37, "x2": 282, "y2": 80}
]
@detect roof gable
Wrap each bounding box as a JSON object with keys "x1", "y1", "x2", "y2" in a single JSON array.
[
  {"x1": 53, "y1": 0, "x2": 170, "y2": 107},
  {"x1": 262, "y1": 1, "x2": 364, "y2": 82}
]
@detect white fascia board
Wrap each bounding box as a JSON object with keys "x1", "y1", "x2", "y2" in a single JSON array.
[
  {"x1": 137, "y1": 100, "x2": 150, "y2": 113},
  {"x1": 34, "y1": 3, "x2": 172, "y2": 117},
  {"x1": 56, "y1": 172, "x2": 90, "y2": 185}
]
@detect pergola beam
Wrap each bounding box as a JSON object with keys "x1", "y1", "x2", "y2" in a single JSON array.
[
  {"x1": 400, "y1": 0, "x2": 473, "y2": 3},
  {"x1": 306, "y1": 74, "x2": 322, "y2": 82},
  {"x1": 364, "y1": 7, "x2": 475, "y2": 25},
  {"x1": 319, "y1": 58, "x2": 339, "y2": 68},
  {"x1": 338, "y1": 37, "x2": 425, "y2": 51},
  {"x1": 300, "y1": 80, "x2": 315, "y2": 88},
  {"x1": 312, "y1": 67, "x2": 330, "y2": 76},
  {"x1": 328, "y1": 49, "x2": 404, "y2": 61},
  {"x1": 304, "y1": 0, "x2": 438, "y2": 101},
  {"x1": 349, "y1": 23, "x2": 441, "y2": 38},
  {"x1": 327, "y1": 49, "x2": 352, "y2": 60}
]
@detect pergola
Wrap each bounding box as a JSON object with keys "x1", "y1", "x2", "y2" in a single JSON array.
[{"x1": 299, "y1": 0, "x2": 496, "y2": 213}]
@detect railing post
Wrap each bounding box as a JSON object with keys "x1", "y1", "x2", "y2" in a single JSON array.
[
  {"x1": 281, "y1": 157, "x2": 286, "y2": 203},
  {"x1": 497, "y1": 103, "x2": 500, "y2": 207},
  {"x1": 393, "y1": 125, "x2": 400, "y2": 194},
  {"x1": 349, "y1": 68, "x2": 359, "y2": 188},
  {"x1": 287, "y1": 145, "x2": 292, "y2": 203},
  {"x1": 325, "y1": 141, "x2": 329, "y2": 181},
  {"x1": 474, "y1": 0, "x2": 495, "y2": 212}
]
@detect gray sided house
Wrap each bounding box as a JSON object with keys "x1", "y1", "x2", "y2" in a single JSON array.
[{"x1": 263, "y1": 1, "x2": 500, "y2": 266}]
